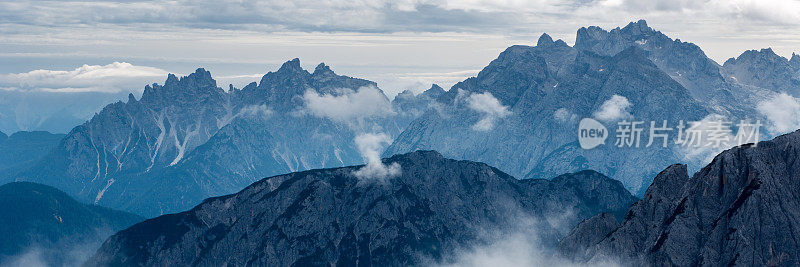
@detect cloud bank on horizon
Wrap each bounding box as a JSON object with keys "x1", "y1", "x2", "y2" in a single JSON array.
[
  {"x1": 0, "y1": 0, "x2": 798, "y2": 134},
  {"x1": 1, "y1": 0, "x2": 799, "y2": 95},
  {"x1": 0, "y1": 62, "x2": 167, "y2": 94}
]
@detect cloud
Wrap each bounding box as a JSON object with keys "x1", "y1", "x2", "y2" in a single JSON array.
[
  {"x1": 554, "y1": 108, "x2": 578, "y2": 124},
  {"x1": 0, "y1": 62, "x2": 167, "y2": 93},
  {"x1": 433, "y1": 211, "x2": 621, "y2": 267},
  {"x1": 675, "y1": 114, "x2": 763, "y2": 165},
  {"x1": 757, "y1": 92, "x2": 800, "y2": 134},
  {"x1": 352, "y1": 133, "x2": 401, "y2": 183},
  {"x1": 593, "y1": 95, "x2": 632, "y2": 122},
  {"x1": 466, "y1": 91, "x2": 511, "y2": 131},
  {"x1": 239, "y1": 104, "x2": 274, "y2": 118},
  {"x1": 302, "y1": 86, "x2": 395, "y2": 123}
]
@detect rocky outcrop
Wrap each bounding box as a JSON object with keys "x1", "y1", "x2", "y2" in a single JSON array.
[
  {"x1": 559, "y1": 130, "x2": 800, "y2": 266},
  {"x1": 556, "y1": 212, "x2": 620, "y2": 262},
  {"x1": 723, "y1": 48, "x2": 800, "y2": 97},
  {"x1": 87, "y1": 151, "x2": 636, "y2": 266}
]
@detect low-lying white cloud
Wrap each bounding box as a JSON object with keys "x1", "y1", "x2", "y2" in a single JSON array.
[
  {"x1": 757, "y1": 92, "x2": 800, "y2": 134},
  {"x1": 352, "y1": 132, "x2": 401, "y2": 182},
  {"x1": 593, "y1": 95, "x2": 632, "y2": 122},
  {"x1": 433, "y1": 212, "x2": 621, "y2": 267},
  {"x1": 239, "y1": 104, "x2": 274, "y2": 118},
  {"x1": 554, "y1": 108, "x2": 578, "y2": 124},
  {"x1": 676, "y1": 114, "x2": 762, "y2": 165},
  {"x1": 302, "y1": 86, "x2": 395, "y2": 123},
  {"x1": 466, "y1": 91, "x2": 511, "y2": 131},
  {"x1": 0, "y1": 62, "x2": 167, "y2": 93}
]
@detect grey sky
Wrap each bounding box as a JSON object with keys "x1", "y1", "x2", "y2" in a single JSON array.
[{"x1": 1, "y1": 0, "x2": 799, "y2": 98}]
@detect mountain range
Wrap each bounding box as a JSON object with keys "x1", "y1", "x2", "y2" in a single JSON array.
[
  {"x1": 0, "y1": 19, "x2": 797, "y2": 266},
  {"x1": 4, "y1": 20, "x2": 799, "y2": 217},
  {"x1": 386, "y1": 20, "x2": 797, "y2": 196},
  {"x1": 3, "y1": 61, "x2": 438, "y2": 217},
  {"x1": 87, "y1": 150, "x2": 636, "y2": 266}
]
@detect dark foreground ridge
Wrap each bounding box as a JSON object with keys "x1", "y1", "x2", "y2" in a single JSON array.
[
  {"x1": 87, "y1": 150, "x2": 636, "y2": 266},
  {"x1": 558, "y1": 129, "x2": 800, "y2": 266}
]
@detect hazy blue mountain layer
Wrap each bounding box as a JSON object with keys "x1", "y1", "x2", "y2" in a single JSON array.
[
  {"x1": 0, "y1": 131, "x2": 63, "y2": 170},
  {"x1": 0, "y1": 182, "x2": 141, "y2": 266}
]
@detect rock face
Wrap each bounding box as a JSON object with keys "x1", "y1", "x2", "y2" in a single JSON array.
[
  {"x1": 87, "y1": 151, "x2": 635, "y2": 266},
  {"x1": 386, "y1": 26, "x2": 710, "y2": 195},
  {"x1": 0, "y1": 131, "x2": 64, "y2": 170},
  {"x1": 385, "y1": 20, "x2": 790, "y2": 196},
  {"x1": 723, "y1": 48, "x2": 800, "y2": 97},
  {"x1": 559, "y1": 129, "x2": 800, "y2": 266},
  {"x1": 0, "y1": 182, "x2": 141, "y2": 266},
  {"x1": 5, "y1": 60, "x2": 430, "y2": 217},
  {"x1": 555, "y1": 212, "x2": 620, "y2": 262}
]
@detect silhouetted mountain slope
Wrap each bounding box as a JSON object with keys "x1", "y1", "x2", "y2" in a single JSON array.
[
  {"x1": 0, "y1": 182, "x2": 141, "y2": 266},
  {"x1": 558, "y1": 129, "x2": 800, "y2": 266},
  {"x1": 0, "y1": 131, "x2": 63, "y2": 170},
  {"x1": 87, "y1": 151, "x2": 635, "y2": 266}
]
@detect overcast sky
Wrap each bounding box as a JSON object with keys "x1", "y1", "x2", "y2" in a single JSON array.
[{"x1": 1, "y1": 0, "x2": 799, "y2": 98}]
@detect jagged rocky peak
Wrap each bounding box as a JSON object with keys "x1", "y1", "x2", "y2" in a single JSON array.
[
  {"x1": 141, "y1": 68, "x2": 222, "y2": 104},
  {"x1": 791, "y1": 52, "x2": 800, "y2": 69},
  {"x1": 722, "y1": 47, "x2": 799, "y2": 95},
  {"x1": 537, "y1": 32, "x2": 555, "y2": 47},
  {"x1": 254, "y1": 57, "x2": 376, "y2": 95},
  {"x1": 166, "y1": 68, "x2": 216, "y2": 87},
  {"x1": 576, "y1": 19, "x2": 655, "y2": 44},
  {"x1": 277, "y1": 57, "x2": 305, "y2": 73},
  {"x1": 724, "y1": 47, "x2": 789, "y2": 67},
  {"x1": 575, "y1": 20, "x2": 658, "y2": 49},
  {"x1": 312, "y1": 62, "x2": 335, "y2": 76},
  {"x1": 560, "y1": 129, "x2": 800, "y2": 265},
  {"x1": 622, "y1": 19, "x2": 652, "y2": 35},
  {"x1": 463, "y1": 44, "x2": 550, "y2": 105},
  {"x1": 575, "y1": 19, "x2": 660, "y2": 52},
  {"x1": 422, "y1": 83, "x2": 445, "y2": 98},
  {"x1": 311, "y1": 62, "x2": 344, "y2": 84},
  {"x1": 255, "y1": 58, "x2": 311, "y2": 87}
]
